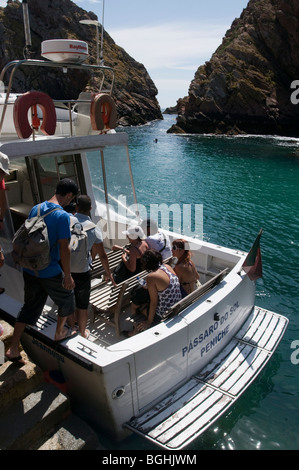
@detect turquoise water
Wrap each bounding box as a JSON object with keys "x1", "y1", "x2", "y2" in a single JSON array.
[{"x1": 104, "y1": 115, "x2": 299, "y2": 450}]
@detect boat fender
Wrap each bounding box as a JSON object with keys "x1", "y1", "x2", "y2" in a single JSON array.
[
  {"x1": 13, "y1": 91, "x2": 56, "y2": 139},
  {"x1": 44, "y1": 370, "x2": 67, "y2": 394},
  {"x1": 90, "y1": 93, "x2": 117, "y2": 131}
]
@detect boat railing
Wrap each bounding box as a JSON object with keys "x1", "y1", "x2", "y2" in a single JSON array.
[{"x1": 0, "y1": 58, "x2": 115, "y2": 136}]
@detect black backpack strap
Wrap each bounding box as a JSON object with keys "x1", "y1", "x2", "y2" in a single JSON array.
[{"x1": 159, "y1": 236, "x2": 167, "y2": 252}]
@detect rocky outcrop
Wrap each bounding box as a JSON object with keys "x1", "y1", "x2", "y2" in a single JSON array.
[
  {"x1": 0, "y1": 0, "x2": 162, "y2": 126},
  {"x1": 168, "y1": 0, "x2": 299, "y2": 137}
]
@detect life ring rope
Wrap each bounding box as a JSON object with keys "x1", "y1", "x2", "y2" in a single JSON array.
[
  {"x1": 13, "y1": 91, "x2": 56, "y2": 139},
  {"x1": 90, "y1": 93, "x2": 117, "y2": 132}
]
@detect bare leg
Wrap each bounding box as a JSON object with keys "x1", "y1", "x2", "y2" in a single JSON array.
[
  {"x1": 128, "y1": 324, "x2": 138, "y2": 337},
  {"x1": 66, "y1": 313, "x2": 76, "y2": 332},
  {"x1": 131, "y1": 303, "x2": 139, "y2": 316},
  {"x1": 54, "y1": 315, "x2": 69, "y2": 341},
  {"x1": 131, "y1": 303, "x2": 148, "y2": 318},
  {"x1": 76, "y1": 308, "x2": 89, "y2": 338},
  {"x1": 128, "y1": 303, "x2": 149, "y2": 337},
  {"x1": 5, "y1": 322, "x2": 27, "y2": 363}
]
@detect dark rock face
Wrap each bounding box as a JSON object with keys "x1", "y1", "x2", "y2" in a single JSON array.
[
  {"x1": 0, "y1": 0, "x2": 162, "y2": 126},
  {"x1": 168, "y1": 0, "x2": 299, "y2": 137}
]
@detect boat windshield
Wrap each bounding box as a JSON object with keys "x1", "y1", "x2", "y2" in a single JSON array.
[{"x1": 86, "y1": 143, "x2": 138, "y2": 221}]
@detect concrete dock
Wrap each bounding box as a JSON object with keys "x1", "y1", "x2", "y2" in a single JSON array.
[{"x1": 0, "y1": 318, "x2": 103, "y2": 450}]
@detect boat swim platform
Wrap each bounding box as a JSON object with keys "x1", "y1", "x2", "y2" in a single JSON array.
[{"x1": 125, "y1": 306, "x2": 288, "y2": 450}]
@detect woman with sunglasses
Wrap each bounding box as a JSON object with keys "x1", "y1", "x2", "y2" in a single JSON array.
[{"x1": 172, "y1": 239, "x2": 200, "y2": 296}]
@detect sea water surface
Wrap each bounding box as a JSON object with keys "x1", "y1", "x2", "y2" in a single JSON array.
[{"x1": 103, "y1": 114, "x2": 299, "y2": 451}]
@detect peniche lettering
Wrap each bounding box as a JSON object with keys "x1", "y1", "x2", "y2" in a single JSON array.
[
  {"x1": 182, "y1": 324, "x2": 229, "y2": 358},
  {"x1": 182, "y1": 301, "x2": 239, "y2": 357}
]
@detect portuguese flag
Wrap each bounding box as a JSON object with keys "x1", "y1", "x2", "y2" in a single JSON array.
[{"x1": 242, "y1": 229, "x2": 263, "y2": 281}]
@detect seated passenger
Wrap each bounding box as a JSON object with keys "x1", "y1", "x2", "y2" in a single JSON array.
[
  {"x1": 112, "y1": 225, "x2": 148, "y2": 284},
  {"x1": 172, "y1": 239, "x2": 200, "y2": 296},
  {"x1": 129, "y1": 249, "x2": 182, "y2": 336},
  {"x1": 140, "y1": 218, "x2": 172, "y2": 260}
]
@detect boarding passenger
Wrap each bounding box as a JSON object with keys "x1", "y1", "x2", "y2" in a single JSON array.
[
  {"x1": 112, "y1": 225, "x2": 148, "y2": 284},
  {"x1": 0, "y1": 153, "x2": 10, "y2": 294},
  {"x1": 6, "y1": 178, "x2": 78, "y2": 364},
  {"x1": 68, "y1": 195, "x2": 115, "y2": 339},
  {"x1": 129, "y1": 249, "x2": 182, "y2": 336},
  {"x1": 140, "y1": 218, "x2": 172, "y2": 260},
  {"x1": 172, "y1": 239, "x2": 200, "y2": 296}
]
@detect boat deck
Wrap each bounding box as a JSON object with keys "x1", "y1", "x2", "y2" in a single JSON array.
[{"x1": 125, "y1": 306, "x2": 288, "y2": 450}]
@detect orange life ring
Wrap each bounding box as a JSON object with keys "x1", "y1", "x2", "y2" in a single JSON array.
[
  {"x1": 13, "y1": 91, "x2": 57, "y2": 139},
  {"x1": 90, "y1": 93, "x2": 117, "y2": 131}
]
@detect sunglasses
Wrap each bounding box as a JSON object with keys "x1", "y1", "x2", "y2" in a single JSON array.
[{"x1": 172, "y1": 245, "x2": 184, "y2": 251}]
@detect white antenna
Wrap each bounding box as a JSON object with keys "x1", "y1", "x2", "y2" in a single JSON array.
[
  {"x1": 80, "y1": 0, "x2": 105, "y2": 66},
  {"x1": 80, "y1": 20, "x2": 100, "y2": 65},
  {"x1": 22, "y1": 0, "x2": 32, "y2": 58},
  {"x1": 100, "y1": 0, "x2": 105, "y2": 65}
]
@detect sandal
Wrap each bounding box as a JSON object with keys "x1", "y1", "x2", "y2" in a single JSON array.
[
  {"x1": 55, "y1": 327, "x2": 78, "y2": 343},
  {"x1": 5, "y1": 354, "x2": 26, "y2": 365}
]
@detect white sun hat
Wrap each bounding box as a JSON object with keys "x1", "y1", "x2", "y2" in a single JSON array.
[{"x1": 122, "y1": 224, "x2": 146, "y2": 240}]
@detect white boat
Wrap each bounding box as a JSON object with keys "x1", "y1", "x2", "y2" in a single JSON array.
[{"x1": 0, "y1": 39, "x2": 288, "y2": 450}]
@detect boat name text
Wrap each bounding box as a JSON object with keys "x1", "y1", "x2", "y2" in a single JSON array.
[
  {"x1": 32, "y1": 338, "x2": 65, "y2": 363},
  {"x1": 182, "y1": 301, "x2": 239, "y2": 357}
]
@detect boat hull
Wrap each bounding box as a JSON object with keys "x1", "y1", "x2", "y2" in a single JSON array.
[{"x1": 3, "y1": 267, "x2": 256, "y2": 441}]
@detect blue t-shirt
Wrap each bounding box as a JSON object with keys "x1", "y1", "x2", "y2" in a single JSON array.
[{"x1": 24, "y1": 201, "x2": 71, "y2": 278}]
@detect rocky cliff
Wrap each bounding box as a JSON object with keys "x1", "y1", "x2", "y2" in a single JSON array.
[
  {"x1": 168, "y1": 0, "x2": 299, "y2": 137},
  {"x1": 0, "y1": 0, "x2": 162, "y2": 126}
]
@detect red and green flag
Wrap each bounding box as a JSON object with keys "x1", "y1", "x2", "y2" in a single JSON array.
[{"x1": 242, "y1": 229, "x2": 263, "y2": 281}]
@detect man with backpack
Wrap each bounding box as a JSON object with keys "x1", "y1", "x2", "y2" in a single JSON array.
[
  {"x1": 6, "y1": 178, "x2": 78, "y2": 364},
  {"x1": 69, "y1": 194, "x2": 115, "y2": 339}
]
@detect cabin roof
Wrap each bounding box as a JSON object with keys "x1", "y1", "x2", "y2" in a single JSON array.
[{"x1": 0, "y1": 132, "x2": 128, "y2": 161}]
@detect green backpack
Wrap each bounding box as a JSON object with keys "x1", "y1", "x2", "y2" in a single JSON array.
[{"x1": 12, "y1": 204, "x2": 60, "y2": 272}]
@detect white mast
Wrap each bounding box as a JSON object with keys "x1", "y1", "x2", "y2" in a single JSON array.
[
  {"x1": 80, "y1": 0, "x2": 105, "y2": 66},
  {"x1": 100, "y1": 0, "x2": 105, "y2": 65},
  {"x1": 22, "y1": 0, "x2": 32, "y2": 58}
]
